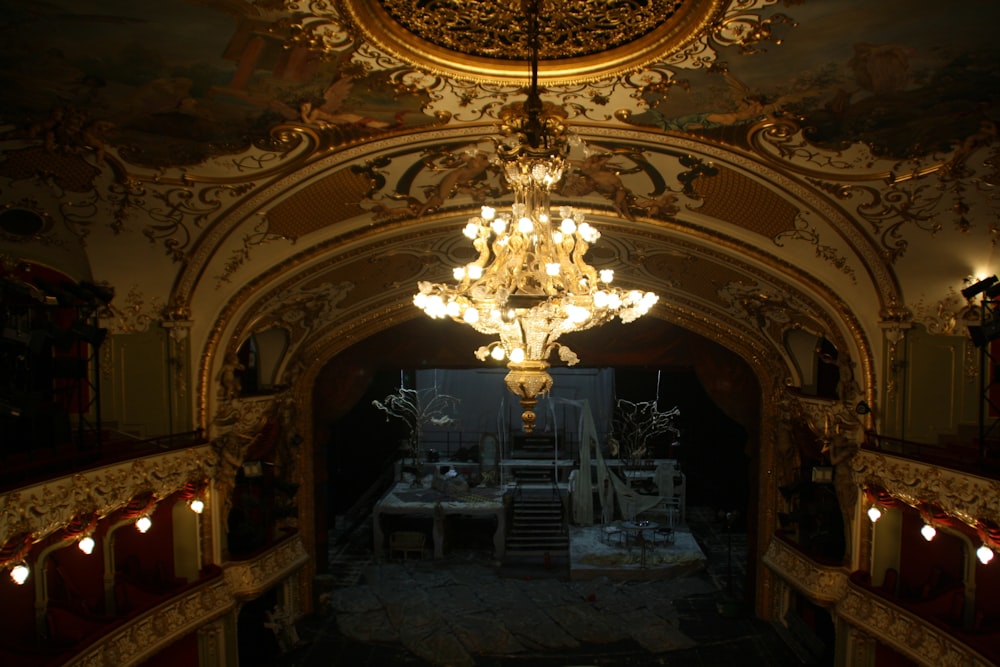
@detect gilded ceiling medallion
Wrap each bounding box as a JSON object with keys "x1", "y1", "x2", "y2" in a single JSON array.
[{"x1": 341, "y1": 0, "x2": 725, "y2": 84}]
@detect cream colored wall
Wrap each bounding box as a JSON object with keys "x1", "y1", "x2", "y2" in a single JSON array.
[
  {"x1": 101, "y1": 329, "x2": 192, "y2": 439},
  {"x1": 885, "y1": 325, "x2": 980, "y2": 445}
]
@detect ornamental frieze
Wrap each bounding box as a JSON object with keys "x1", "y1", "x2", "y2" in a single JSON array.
[{"x1": 851, "y1": 449, "x2": 1000, "y2": 530}]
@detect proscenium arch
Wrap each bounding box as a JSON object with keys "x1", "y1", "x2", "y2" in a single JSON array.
[{"x1": 194, "y1": 124, "x2": 882, "y2": 620}]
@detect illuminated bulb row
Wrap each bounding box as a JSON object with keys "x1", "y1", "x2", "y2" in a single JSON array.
[
  {"x1": 868, "y1": 505, "x2": 996, "y2": 565},
  {"x1": 8, "y1": 497, "x2": 207, "y2": 585}
]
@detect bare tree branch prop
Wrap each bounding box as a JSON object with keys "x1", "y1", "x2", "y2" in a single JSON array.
[
  {"x1": 372, "y1": 386, "x2": 461, "y2": 464},
  {"x1": 611, "y1": 399, "x2": 680, "y2": 465}
]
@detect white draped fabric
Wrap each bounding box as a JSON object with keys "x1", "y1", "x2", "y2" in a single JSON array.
[{"x1": 562, "y1": 399, "x2": 661, "y2": 526}]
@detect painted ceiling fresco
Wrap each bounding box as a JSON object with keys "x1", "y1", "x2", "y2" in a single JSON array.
[
  {"x1": 0, "y1": 0, "x2": 996, "y2": 169},
  {"x1": 0, "y1": 0, "x2": 999, "y2": 395}
]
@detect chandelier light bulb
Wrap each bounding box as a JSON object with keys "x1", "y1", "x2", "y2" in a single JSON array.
[
  {"x1": 920, "y1": 524, "x2": 936, "y2": 541},
  {"x1": 189, "y1": 498, "x2": 205, "y2": 514},
  {"x1": 490, "y1": 345, "x2": 505, "y2": 361},
  {"x1": 599, "y1": 269, "x2": 614, "y2": 283},
  {"x1": 978, "y1": 545, "x2": 995, "y2": 564},
  {"x1": 78, "y1": 536, "x2": 96, "y2": 554},
  {"x1": 135, "y1": 516, "x2": 152, "y2": 534},
  {"x1": 463, "y1": 222, "x2": 479, "y2": 239},
  {"x1": 463, "y1": 308, "x2": 479, "y2": 324},
  {"x1": 445, "y1": 300, "x2": 461, "y2": 317},
  {"x1": 560, "y1": 218, "x2": 576, "y2": 234},
  {"x1": 517, "y1": 217, "x2": 533, "y2": 233},
  {"x1": 453, "y1": 267, "x2": 466, "y2": 280},
  {"x1": 546, "y1": 263, "x2": 560, "y2": 276},
  {"x1": 481, "y1": 205, "x2": 496, "y2": 220},
  {"x1": 491, "y1": 218, "x2": 506, "y2": 235},
  {"x1": 468, "y1": 265, "x2": 483, "y2": 279},
  {"x1": 867, "y1": 505, "x2": 882, "y2": 522},
  {"x1": 9, "y1": 563, "x2": 29, "y2": 585},
  {"x1": 510, "y1": 348, "x2": 525, "y2": 363}
]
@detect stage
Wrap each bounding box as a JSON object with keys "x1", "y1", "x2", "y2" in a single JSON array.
[{"x1": 567, "y1": 523, "x2": 707, "y2": 581}]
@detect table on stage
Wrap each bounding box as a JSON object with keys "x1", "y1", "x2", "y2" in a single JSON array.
[{"x1": 621, "y1": 520, "x2": 659, "y2": 567}]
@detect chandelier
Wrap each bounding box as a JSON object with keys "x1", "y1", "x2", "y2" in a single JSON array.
[{"x1": 413, "y1": 1, "x2": 658, "y2": 432}]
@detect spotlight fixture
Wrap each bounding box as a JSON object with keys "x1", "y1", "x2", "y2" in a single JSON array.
[
  {"x1": 977, "y1": 544, "x2": 995, "y2": 565},
  {"x1": 77, "y1": 535, "x2": 96, "y2": 554},
  {"x1": 135, "y1": 516, "x2": 152, "y2": 534},
  {"x1": 920, "y1": 524, "x2": 937, "y2": 542},
  {"x1": 867, "y1": 505, "x2": 882, "y2": 523},
  {"x1": 9, "y1": 562, "x2": 29, "y2": 585},
  {"x1": 961, "y1": 275, "x2": 998, "y2": 300}
]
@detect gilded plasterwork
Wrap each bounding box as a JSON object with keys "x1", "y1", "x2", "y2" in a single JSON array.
[
  {"x1": 852, "y1": 449, "x2": 1000, "y2": 531},
  {"x1": 763, "y1": 538, "x2": 993, "y2": 667},
  {"x1": 0, "y1": 446, "x2": 213, "y2": 554}
]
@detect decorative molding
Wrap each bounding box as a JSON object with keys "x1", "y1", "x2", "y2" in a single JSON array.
[
  {"x1": 62, "y1": 534, "x2": 308, "y2": 667},
  {"x1": 764, "y1": 537, "x2": 993, "y2": 667},
  {"x1": 223, "y1": 534, "x2": 310, "y2": 600},
  {"x1": 65, "y1": 576, "x2": 232, "y2": 667},
  {"x1": 762, "y1": 537, "x2": 848, "y2": 605},
  {"x1": 852, "y1": 449, "x2": 1000, "y2": 530},
  {"x1": 838, "y1": 584, "x2": 993, "y2": 667},
  {"x1": 0, "y1": 445, "x2": 214, "y2": 551}
]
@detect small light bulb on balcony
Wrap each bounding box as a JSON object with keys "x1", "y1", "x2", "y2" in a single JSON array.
[
  {"x1": 867, "y1": 506, "x2": 882, "y2": 522},
  {"x1": 9, "y1": 563, "x2": 29, "y2": 585},
  {"x1": 978, "y1": 545, "x2": 995, "y2": 564},
  {"x1": 491, "y1": 346, "x2": 505, "y2": 361},
  {"x1": 135, "y1": 516, "x2": 152, "y2": 534},
  {"x1": 189, "y1": 499, "x2": 205, "y2": 514},
  {"x1": 921, "y1": 524, "x2": 936, "y2": 541},
  {"x1": 510, "y1": 348, "x2": 525, "y2": 363},
  {"x1": 78, "y1": 536, "x2": 95, "y2": 554}
]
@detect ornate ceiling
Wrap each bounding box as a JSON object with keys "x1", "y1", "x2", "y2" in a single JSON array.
[{"x1": 0, "y1": 0, "x2": 998, "y2": 417}]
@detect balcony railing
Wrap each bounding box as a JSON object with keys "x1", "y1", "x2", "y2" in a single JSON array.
[{"x1": 764, "y1": 535, "x2": 997, "y2": 666}]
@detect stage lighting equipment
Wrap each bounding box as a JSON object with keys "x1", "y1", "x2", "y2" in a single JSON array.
[{"x1": 962, "y1": 275, "x2": 998, "y2": 300}]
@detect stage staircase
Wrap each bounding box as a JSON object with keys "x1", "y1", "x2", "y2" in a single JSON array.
[{"x1": 505, "y1": 471, "x2": 569, "y2": 559}]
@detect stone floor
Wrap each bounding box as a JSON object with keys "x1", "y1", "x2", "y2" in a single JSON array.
[{"x1": 263, "y1": 508, "x2": 821, "y2": 667}]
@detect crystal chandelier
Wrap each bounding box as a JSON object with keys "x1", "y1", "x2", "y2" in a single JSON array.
[{"x1": 413, "y1": 1, "x2": 658, "y2": 432}]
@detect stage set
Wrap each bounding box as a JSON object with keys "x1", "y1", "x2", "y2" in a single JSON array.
[
  {"x1": 371, "y1": 369, "x2": 706, "y2": 580},
  {"x1": 373, "y1": 423, "x2": 705, "y2": 579}
]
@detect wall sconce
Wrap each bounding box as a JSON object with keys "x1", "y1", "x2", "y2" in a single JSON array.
[
  {"x1": 9, "y1": 562, "x2": 29, "y2": 585},
  {"x1": 77, "y1": 535, "x2": 96, "y2": 554},
  {"x1": 135, "y1": 515, "x2": 152, "y2": 534},
  {"x1": 920, "y1": 524, "x2": 937, "y2": 541},
  {"x1": 867, "y1": 505, "x2": 883, "y2": 523},
  {"x1": 977, "y1": 544, "x2": 995, "y2": 565}
]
